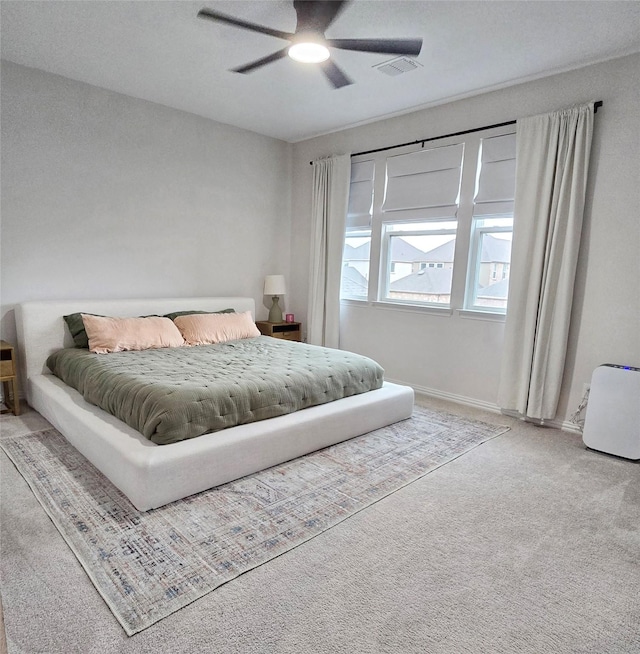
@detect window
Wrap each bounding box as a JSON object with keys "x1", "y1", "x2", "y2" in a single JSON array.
[
  {"x1": 340, "y1": 125, "x2": 516, "y2": 315},
  {"x1": 342, "y1": 232, "x2": 371, "y2": 300},
  {"x1": 466, "y1": 220, "x2": 513, "y2": 310},
  {"x1": 341, "y1": 160, "x2": 374, "y2": 300},
  {"x1": 382, "y1": 221, "x2": 457, "y2": 305},
  {"x1": 378, "y1": 142, "x2": 463, "y2": 308},
  {"x1": 465, "y1": 133, "x2": 516, "y2": 313}
]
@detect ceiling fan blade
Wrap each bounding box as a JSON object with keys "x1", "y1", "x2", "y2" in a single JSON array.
[
  {"x1": 197, "y1": 8, "x2": 295, "y2": 41},
  {"x1": 293, "y1": 0, "x2": 348, "y2": 33},
  {"x1": 232, "y1": 48, "x2": 290, "y2": 74},
  {"x1": 328, "y1": 38, "x2": 423, "y2": 56},
  {"x1": 319, "y1": 59, "x2": 353, "y2": 89}
]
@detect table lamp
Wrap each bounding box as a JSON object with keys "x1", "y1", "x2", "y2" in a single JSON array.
[{"x1": 264, "y1": 275, "x2": 286, "y2": 323}]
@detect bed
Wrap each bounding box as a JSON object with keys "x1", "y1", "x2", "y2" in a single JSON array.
[{"x1": 15, "y1": 297, "x2": 414, "y2": 511}]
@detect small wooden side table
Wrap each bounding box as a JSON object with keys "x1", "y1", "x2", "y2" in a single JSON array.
[
  {"x1": 255, "y1": 321, "x2": 302, "y2": 342},
  {"x1": 0, "y1": 340, "x2": 20, "y2": 416}
]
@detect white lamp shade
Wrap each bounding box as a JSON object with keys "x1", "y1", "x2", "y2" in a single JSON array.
[{"x1": 264, "y1": 275, "x2": 286, "y2": 296}]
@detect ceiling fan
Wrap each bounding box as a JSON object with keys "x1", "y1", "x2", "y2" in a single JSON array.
[{"x1": 197, "y1": 0, "x2": 423, "y2": 89}]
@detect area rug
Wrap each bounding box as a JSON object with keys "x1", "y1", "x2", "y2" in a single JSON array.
[{"x1": 1, "y1": 406, "x2": 508, "y2": 635}]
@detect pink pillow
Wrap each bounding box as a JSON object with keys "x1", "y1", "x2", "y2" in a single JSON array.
[
  {"x1": 174, "y1": 310, "x2": 260, "y2": 345},
  {"x1": 82, "y1": 314, "x2": 185, "y2": 354}
]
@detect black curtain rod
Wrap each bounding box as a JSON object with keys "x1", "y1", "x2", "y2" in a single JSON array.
[{"x1": 309, "y1": 100, "x2": 602, "y2": 164}]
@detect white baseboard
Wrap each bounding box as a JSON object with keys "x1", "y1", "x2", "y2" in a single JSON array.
[
  {"x1": 546, "y1": 419, "x2": 582, "y2": 434},
  {"x1": 385, "y1": 378, "x2": 502, "y2": 414},
  {"x1": 501, "y1": 408, "x2": 582, "y2": 434},
  {"x1": 387, "y1": 378, "x2": 582, "y2": 434}
]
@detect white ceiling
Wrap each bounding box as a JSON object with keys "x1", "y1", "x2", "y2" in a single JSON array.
[{"x1": 2, "y1": 1, "x2": 639, "y2": 142}]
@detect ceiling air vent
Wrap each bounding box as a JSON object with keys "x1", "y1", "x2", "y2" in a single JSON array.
[{"x1": 374, "y1": 56, "x2": 423, "y2": 77}]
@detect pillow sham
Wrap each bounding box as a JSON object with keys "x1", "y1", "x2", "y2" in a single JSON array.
[
  {"x1": 174, "y1": 310, "x2": 260, "y2": 346},
  {"x1": 163, "y1": 308, "x2": 235, "y2": 321},
  {"x1": 62, "y1": 316, "x2": 162, "y2": 350},
  {"x1": 63, "y1": 312, "x2": 99, "y2": 349},
  {"x1": 81, "y1": 314, "x2": 185, "y2": 354},
  {"x1": 64, "y1": 309, "x2": 236, "y2": 348}
]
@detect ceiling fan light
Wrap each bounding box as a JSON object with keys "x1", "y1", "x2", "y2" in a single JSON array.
[{"x1": 288, "y1": 42, "x2": 330, "y2": 64}]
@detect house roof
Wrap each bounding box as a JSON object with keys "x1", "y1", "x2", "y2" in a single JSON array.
[
  {"x1": 341, "y1": 265, "x2": 368, "y2": 295},
  {"x1": 480, "y1": 236, "x2": 512, "y2": 263},
  {"x1": 389, "y1": 268, "x2": 453, "y2": 295},
  {"x1": 345, "y1": 234, "x2": 511, "y2": 265},
  {"x1": 389, "y1": 238, "x2": 430, "y2": 262},
  {"x1": 419, "y1": 234, "x2": 511, "y2": 263},
  {"x1": 477, "y1": 278, "x2": 510, "y2": 299},
  {"x1": 421, "y1": 239, "x2": 456, "y2": 262},
  {"x1": 345, "y1": 237, "x2": 427, "y2": 263},
  {"x1": 344, "y1": 242, "x2": 370, "y2": 260}
]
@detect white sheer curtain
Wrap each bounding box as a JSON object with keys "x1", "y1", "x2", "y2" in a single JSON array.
[
  {"x1": 307, "y1": 154, "x2": 351, "y2": 348},
  {"x1": 498, "y1": 103, "x2": 594, "y2": 420}
]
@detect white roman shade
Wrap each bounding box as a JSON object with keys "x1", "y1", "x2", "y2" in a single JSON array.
[
  {"x1": 347, "y1": 160, "x2": 374, "y2": 229},
  {"x1": 474, "y1": 133, "x2": 516, "y2": 216},
  {"x1": 382, "y1": 143, "x2": 463, "y2": 220}
]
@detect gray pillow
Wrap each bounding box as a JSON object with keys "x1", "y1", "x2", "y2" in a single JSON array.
[
  {"x1": 63, "y1": 312, "x2": 98, "y2": 349},
  {"x1": 163, "y1": 308, "x2": 235, "y2": 321}
]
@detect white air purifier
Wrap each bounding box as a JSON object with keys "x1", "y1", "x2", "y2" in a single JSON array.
[{"x1": 582, "y1": 364, "x2": 640, "y2": 460}]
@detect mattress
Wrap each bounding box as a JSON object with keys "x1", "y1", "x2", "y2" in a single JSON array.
[{"x1": 46, "y1": 336, "x2": 384, "y2": 445}]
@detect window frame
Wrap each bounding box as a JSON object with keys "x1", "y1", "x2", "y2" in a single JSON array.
[
  {"x1": 380, "y1": 221, "x2": 458, "y2": 307},
  {"x1": 464, "y1": 217, "x2": 513, "y2": 314},
  {"x1": 340, "y1": 124, "x2": 516, "y2": 317}
]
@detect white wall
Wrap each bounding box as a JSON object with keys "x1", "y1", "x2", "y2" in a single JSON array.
[
  {"x1": 0, "y1": 61, "x2": 292, "y2": 347},
  {"x1": 3, "y1": 56, "x2": 638, "y2": 425},
  {"x1": 290, "y1": 54, "x2": 640, "y2": 425}
]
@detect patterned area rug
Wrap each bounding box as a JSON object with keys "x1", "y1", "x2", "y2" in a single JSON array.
[{"x1": 1, "y1": 406, "x2": 508, "y2": 635}]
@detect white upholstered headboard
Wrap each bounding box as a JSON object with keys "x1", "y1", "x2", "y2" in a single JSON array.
[{"x1": 16, "y1": 297, "x2": 255, "y2": 401}]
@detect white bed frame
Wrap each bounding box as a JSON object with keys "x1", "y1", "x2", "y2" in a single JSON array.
[{"x1": 16, "y1": 297, "x2": 414, "y2": 511}]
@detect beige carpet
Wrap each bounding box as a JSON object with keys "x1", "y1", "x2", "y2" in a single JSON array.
[
  {"x1": 0, "y1": 406, "x2": 507, "y2": 635},
  {"x1": 1, "y1": 397, "x2": 639, "y2": 653}
]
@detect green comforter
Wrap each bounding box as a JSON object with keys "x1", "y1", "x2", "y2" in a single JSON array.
[{"x1": 46, "y1": 337, "x2": 384, "y2": 445}]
